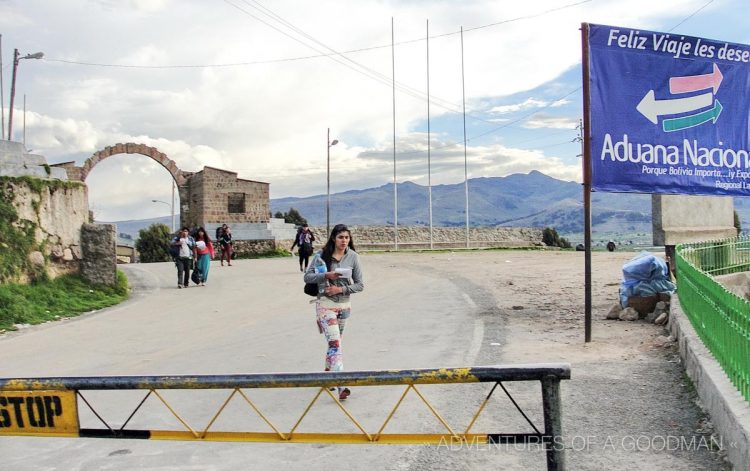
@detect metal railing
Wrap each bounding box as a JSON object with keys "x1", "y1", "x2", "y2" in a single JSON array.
[
  {"x1": 0, "y1": 364, "x2": 570, "y2": 470},
  {"x1": 676, "y1": 237, "x2": 750, "y2": 405}
]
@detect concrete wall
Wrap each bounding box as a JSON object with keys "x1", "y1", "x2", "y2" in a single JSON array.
[
  {"x1": 1, "y1": 141, "x2": 68, "y2": 180},
  {"x1": 670, "y1": 297, "x2": 750, "y2": 470},
  {"x1": 653, "y1": 194, "x2": 737, "y2": 245}
]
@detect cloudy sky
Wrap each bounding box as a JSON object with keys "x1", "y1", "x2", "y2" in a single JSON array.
[{"x1": 0, "y1": 0, "x2": 743, "y2": 221}]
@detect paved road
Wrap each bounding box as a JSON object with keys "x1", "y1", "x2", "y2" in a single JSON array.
[{"x1": 0, "y1": 254, "x2": 505, "y2": 471}]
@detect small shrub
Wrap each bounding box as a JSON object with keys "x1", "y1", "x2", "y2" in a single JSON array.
[
  {"x1": 135, "y1": 223, "x2": 173, "y2": 263},
  {"x1": 542, "y1": 227, "x2": 572, "y2": 249}
]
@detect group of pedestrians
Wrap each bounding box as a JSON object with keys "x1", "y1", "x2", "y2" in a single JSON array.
[{"x1": 171, "y1": 224, "x2": 234, "y2": 288}]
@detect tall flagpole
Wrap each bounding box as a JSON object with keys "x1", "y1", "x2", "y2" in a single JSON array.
[
  {"x1": 392, "y1": 17, "x2": 398, "y2": 250},
  {"x1": 461, "y1": 26, "x2": 469, "y2": 248},
  {"x1": 427, "y1": 19, "x2": 433, "y2": 250}
]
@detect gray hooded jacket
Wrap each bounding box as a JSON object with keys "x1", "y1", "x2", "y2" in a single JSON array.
[{"x1": 303, "y1": 248, "x2": 364, "y2": 303}]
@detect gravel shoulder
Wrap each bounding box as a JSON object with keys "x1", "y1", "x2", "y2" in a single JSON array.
[{"x1": 389, "y1": 249, "x2": 729, "y2": 470}]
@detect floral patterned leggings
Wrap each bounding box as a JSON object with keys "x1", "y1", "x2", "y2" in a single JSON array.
[{"x1": 316, "y1": 302, "x2": 351, "y2": 372}]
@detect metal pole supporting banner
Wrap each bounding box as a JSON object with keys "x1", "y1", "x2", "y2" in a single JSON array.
[{"x1": 581, "y1": 23, "x2": 593, "y2": 343}]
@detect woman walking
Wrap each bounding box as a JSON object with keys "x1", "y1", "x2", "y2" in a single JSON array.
[
  {"x1": 219, "y1": 224, "x2": 233, "y2": 266},
  {"x1": 290, "y1": 224, "x2": 315, "y2": 272},
  {"x1": 193, "y1": 227, "x2": 214, "y2": 286},
  {"x1": 303, "y1": 224, "x2": 364, "y2": 401}
]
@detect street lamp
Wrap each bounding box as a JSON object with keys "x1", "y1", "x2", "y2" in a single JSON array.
[
  {"x1": 8, "y1": 49, "x2": 43, "y2": 141},
  {"x1": 326, "y1": 128, "x2": 338, "y2": 235},
  {"x1": 152, "y1": 199, "x2": 175, "y2": 233}
]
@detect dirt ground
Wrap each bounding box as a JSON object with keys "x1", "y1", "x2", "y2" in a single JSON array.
[{"x1": 384, "y1": 249, "x2": 731, "y2": 470}]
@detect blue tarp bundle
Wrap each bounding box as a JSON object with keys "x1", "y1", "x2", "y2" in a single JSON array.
[{"x1": 619, "y1": 251, "x2": 676, "y2": 307}]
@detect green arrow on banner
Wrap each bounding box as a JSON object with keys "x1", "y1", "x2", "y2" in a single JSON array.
[{"x1": 662, "y1": 100, "x2": 723, "y2": 132}]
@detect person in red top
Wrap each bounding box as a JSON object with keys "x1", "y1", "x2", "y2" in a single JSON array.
[{"x1": 193, "y1": 227, "x2": 214, "y2": 286}]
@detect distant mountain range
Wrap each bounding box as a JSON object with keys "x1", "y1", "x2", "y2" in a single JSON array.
[
  {"x1": 272, "y1": 171, "x2": 654, "y2": 234},
  {"x1": 105, "y1": 171, "x2": 750, "y2": 243}
]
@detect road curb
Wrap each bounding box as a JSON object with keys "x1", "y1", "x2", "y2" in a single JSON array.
[{"x1": 669, "y1": 296, "x2": 750, "y2": 471}]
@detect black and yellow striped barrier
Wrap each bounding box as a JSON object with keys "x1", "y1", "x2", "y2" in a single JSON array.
[{"x1": 0, "y1": 364, "x2": 570, "y2": 471}]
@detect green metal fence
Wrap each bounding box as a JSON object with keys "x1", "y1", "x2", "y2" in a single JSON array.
[{"x1": 676, "y1": 237, "x2": 750, "y2": 405}]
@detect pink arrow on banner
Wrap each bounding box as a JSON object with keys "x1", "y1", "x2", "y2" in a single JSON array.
[{"x1": 669, "y1": 63, "x2": 723, "y2": 94}]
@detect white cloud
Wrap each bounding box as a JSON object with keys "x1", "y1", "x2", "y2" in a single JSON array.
[
  {"x1": 0, "y1": 0, "x2": 728, "y2": 220},
  {"x1": 521, "y1": 114, "x2": 579, "y2": 130},
  {"x1": 490, "y1": 98, "x2": 549, "y2": 114}
]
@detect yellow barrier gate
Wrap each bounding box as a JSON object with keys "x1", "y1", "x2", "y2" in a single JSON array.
[{"x1": 0, "y1": 364, "x2": 570, "y2": 470}]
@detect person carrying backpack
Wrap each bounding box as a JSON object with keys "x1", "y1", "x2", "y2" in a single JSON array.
[
  {"x1": 219, "y1": 224, "x2": 233, "y2": 266},
  {"x1": 172, "y1": 227, "x2": 196, "y2": 289},
  {"x1": 290, "y1": 224, "x2": 316, "y2": 272}
]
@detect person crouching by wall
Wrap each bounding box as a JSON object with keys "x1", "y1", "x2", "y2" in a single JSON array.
[
  {"x1": 303, "y1": 224, "x2": 364, "y2": 401},
  {"x1": 172, "y1": 227, "x2": 195, "y2": 289}
]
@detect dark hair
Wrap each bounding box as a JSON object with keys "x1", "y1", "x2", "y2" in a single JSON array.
[
  {"x1": 321, "y1": 224, "x2": 355, "y2": 267},
  {"x1": 195, "y1": 226, "x2": 212, "y2": 243}
]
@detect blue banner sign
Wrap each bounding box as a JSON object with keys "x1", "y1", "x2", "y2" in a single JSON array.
[{"x1": 588, "y1": 24, "x2": 750, "y2": 195}]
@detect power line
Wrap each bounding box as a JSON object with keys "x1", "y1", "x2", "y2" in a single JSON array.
[
  {"x1": 223, "y1": 0, "x2": 463, "y2": 113},
  {"x1": 44, "y1": 0, "x2": 591, "y2": 71},
  {"x1": 42, "y1": 0, "x2": 594, "y2": 129},
  {"x1": 667, "y1": 0, "x2": 714, "y2": 32}
]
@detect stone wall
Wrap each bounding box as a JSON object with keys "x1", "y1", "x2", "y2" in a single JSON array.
[
  {"x1": 2, "y1": 178, "x2": 89, "y2": 281},
  {"x1": 301, "y1": 226, "x2": 543, "y2": 250},
  {"x1": 80, "y1": 223, "x2": 117, "y2": 286},
  {"x1": 231, "y1": 239, "x2": 279, "y2": 256}
]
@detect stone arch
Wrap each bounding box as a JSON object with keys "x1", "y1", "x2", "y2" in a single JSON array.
[
  {"x1": 80, "y1": 142, "x2": 188, "y2": 185},
  {"x1": 76, "y1": 142, "x2": 193, "y2": 229}
]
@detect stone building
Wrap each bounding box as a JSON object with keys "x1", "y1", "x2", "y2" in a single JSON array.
[{"x1": 184, "y1": 165, "x2": 297, "y2": 254}]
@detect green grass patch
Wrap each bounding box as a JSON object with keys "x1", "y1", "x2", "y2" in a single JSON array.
[{"x1": 0, "y1": 271, "x2": 129, "y2": 332}]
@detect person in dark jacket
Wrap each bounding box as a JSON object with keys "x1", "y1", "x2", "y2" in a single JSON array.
[
  {"x1": 290, "y1": 224, "x2": 316, "y2": 272},
  {"x1": 219, "y1": 224, "x2": 233, "y2": 266}
]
